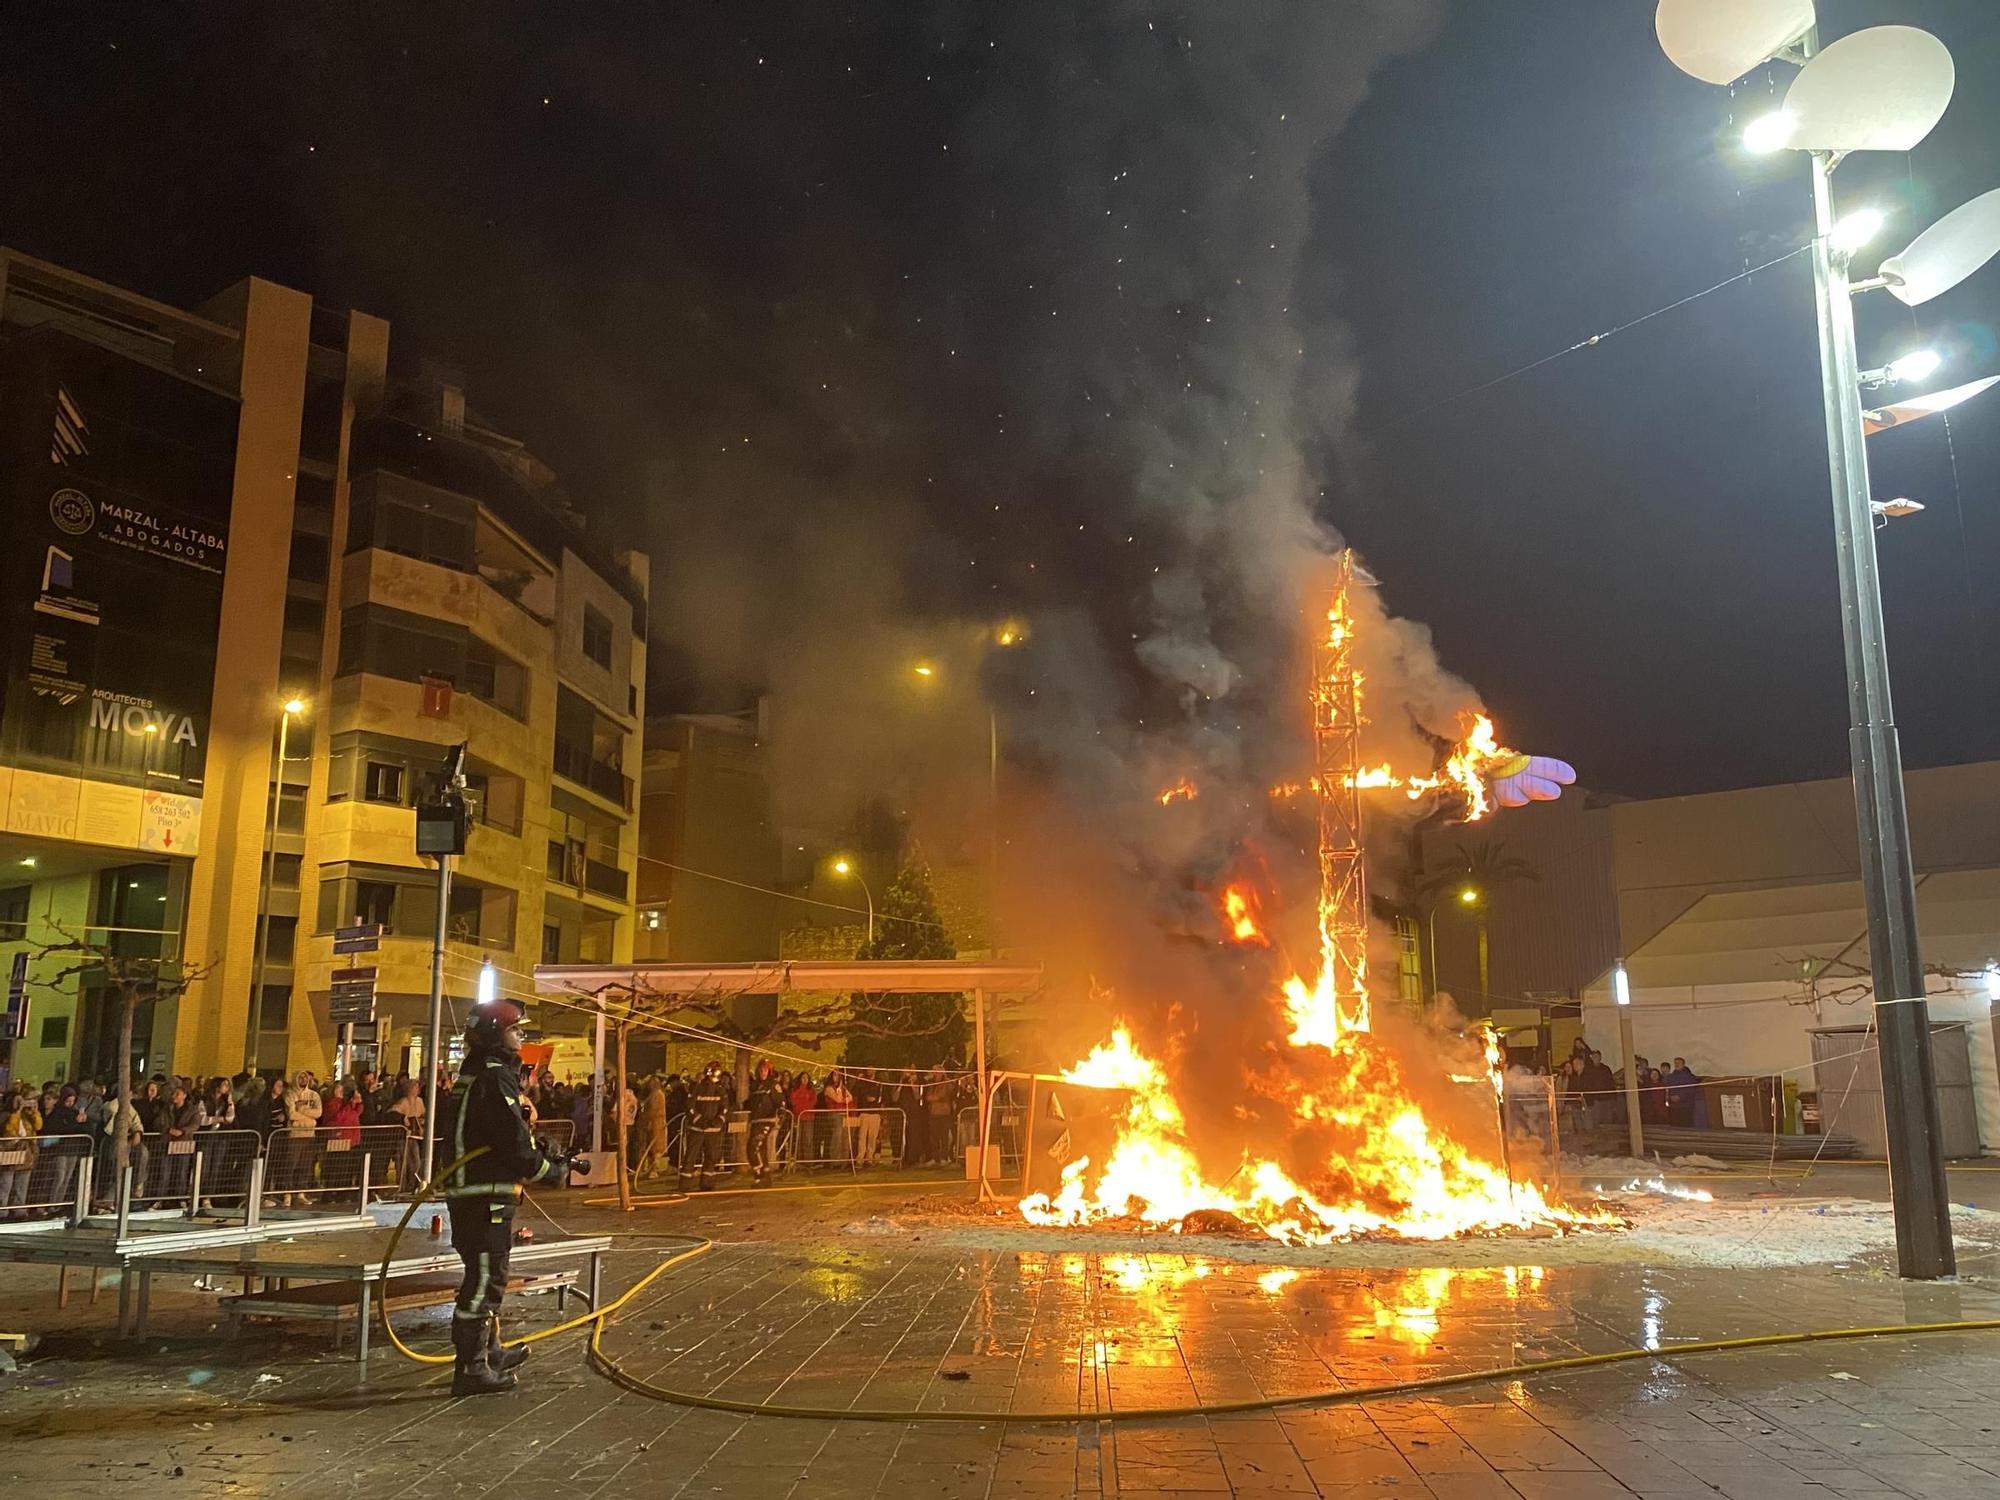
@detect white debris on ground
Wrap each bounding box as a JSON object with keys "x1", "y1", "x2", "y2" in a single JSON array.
[
  {"x1": 1564, "y1": 1153, "x2": 1735, "y2": 1176},
  {"x1": 927, "y1": 1197, "x2": 2000, "y2": 1270}
]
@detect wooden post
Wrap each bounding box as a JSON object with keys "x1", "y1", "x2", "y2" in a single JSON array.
[
  {"x1": 1620, "y1": 1006, "x2": 1645, "y2": 1158},
  {"x1": 591, "y1": 996, "x2": 607, "y2": 1155},
  {"x1": 615, "y1": 1021, "x2": 633, "y2": 1212},
  {"x1": 1020, "y1": 1076, "x2": 1039, "y2": 1202},
  {"x1": 973, "y1": 987, "x2": 991, "y2": 1201}
]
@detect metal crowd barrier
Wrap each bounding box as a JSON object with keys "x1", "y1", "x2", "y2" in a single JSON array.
[
  {"x1": 659, "y1": 1112, "x2": 749, "y2": 1178},
  {"x1": 0, "y1": 1110, "x2": 581, "y2": 1227},
  {"x1": 0, "y1": 1134, "x2": 93, "y2": 1223},
  {"x1": 189, "y1": 1129, "x2": 263, "y2": 1211},
  {"x1": 261, "y1": 1125, "x2": 405, "y2": 1210},
  {"x1": 786, "y1": 1107, "x2": 906, "y2": 1172},
  {"x1": 1503, "y1": 1074, "x2": 1562, "y2": 1169},
  {"x1": 957, "y1": 1104, "x2": 1027, "y2": 1169},
  {"x1": 903, "y1": 1104, "x2": 967, "y2": 1167}
]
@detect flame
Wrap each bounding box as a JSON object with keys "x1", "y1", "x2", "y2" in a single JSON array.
[
  {"x1": 1156, "y1": 777, "x2": 1199, "y2": 806},
  {"x1": 1221, "y1": 884, "x2": 1267, "y2": 945},
  {"x1": 1020, "y1": 1016, "x2": 1607, "y2": 1245},
  {"x1": 1442, "y1": 712, "x2": 1508, "y2": 822},
  {"x1": 1278, "y1": 714, "x2": 1524, "y2": 822},
  {"x1": 1022, "y1": 566, "x2": 1610, "y2": 1247}
]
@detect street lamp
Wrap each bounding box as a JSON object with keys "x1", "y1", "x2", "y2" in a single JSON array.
[
  {"x1": 1657, "y1": 0, "x2": 2000, "y2": 1280},
  {"x1": 831, "y1": 857, "x2": 874, "y2": 945},
  {"x1": 909, "y1": 643, "x2": 1016, "y2": 951},
  {"x1": 1420, "y1": 885, "x2": 1482, "y2": 1005},
  {"x1": 247, "y1": 694, "x2": 309, "y2": 1070}
]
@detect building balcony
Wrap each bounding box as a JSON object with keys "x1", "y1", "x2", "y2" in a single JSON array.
[
  {"x1": 545, "y1": 840, "x2": 629, "y2": 904},
  {"x1": 552, "y1": 737, "x2": 632, "y2": 812}
]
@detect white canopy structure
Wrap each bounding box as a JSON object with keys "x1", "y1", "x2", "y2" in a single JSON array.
[{"x1": 534, "y1": 959, "x2": 1045, "y2": 1198}]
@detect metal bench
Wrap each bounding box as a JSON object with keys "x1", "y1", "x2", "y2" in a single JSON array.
[{"x1": 219, "y1": 1268, "x2": 580, "y2": 1361}]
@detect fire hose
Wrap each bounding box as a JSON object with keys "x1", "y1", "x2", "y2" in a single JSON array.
[
  {"x1": 373, "y1": 1147, "x2": 708, "y2": 1369},
  {"x1": 381, "y1": 1150, "x2": 2000, "y2": 1420}
]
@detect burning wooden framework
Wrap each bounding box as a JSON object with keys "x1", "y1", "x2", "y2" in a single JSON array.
[
  {"x1": 1018, "y1": 558, "x2": 1608, "y2": 1243},
  {"x1": 1313, "y1": 553, "x2": 1371, "y2": 1037}
]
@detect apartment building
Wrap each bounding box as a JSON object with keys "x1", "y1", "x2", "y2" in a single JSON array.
[{"x1": 0, "y1": 249, "x2": 645, "y2": 1086}]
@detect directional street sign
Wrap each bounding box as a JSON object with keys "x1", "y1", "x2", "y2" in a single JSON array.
[
  {"x1": 329, "y1": 964, "x2": 379, "y2": 1024},
  {"x1": 333, "y1": 922, "x2": 383, "y2": 956}
]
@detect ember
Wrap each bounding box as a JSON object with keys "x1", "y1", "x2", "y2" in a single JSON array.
[{"x1": 1022, "y1": 557, "x2": 1608, "y2": 1245}]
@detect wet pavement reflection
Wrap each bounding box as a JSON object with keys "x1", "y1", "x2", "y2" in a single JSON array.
[{"x1": 4, "y1": 1207, "x2": 2000, "y2": 1497}]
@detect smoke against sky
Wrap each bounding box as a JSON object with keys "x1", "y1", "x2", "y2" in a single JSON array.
[
  {"x1": 3, "y1": 1, "x2": 1996, "y2": 829},
  {"x1": 641, "y1": 2, "x2": 1458, "y2": 861}
]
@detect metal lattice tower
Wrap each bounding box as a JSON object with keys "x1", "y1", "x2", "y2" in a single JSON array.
[{"x1": 1312, "y1": 553, "x2": 1370, "y2": 1034}]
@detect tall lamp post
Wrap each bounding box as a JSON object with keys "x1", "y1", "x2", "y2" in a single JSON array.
[
  {"x1": 910, "y1": 625, "x2": 1020, "y2": 954},
  {"x1": 832, "y1": 858, "x2": 874, "y2": 944},
  {"x1": 1421, "y1": 884, "x2": 1481, "y2": 1004},
  {"x1": 246, "y1": 695, "x2": 308, "y2": 1071},
  {"x1": 1656, "y1": 0, "x2": 2000, "y2": 1278},
  {"x1": 416, "y1": 744, "x2": 470, "y2": 1184}
]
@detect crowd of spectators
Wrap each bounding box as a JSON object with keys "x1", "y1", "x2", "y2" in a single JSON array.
[
  {"x1": 511, "y1": 1059, "x2": 990, "y2": 1181},
  {"x1": 0, "y1": 1065, "x2": 439, "y2": 1218},
  {"x1": 1555, "y1": 1039, "x2": 1710, "y2": 1133},
  {"x1": 1, "y1": 1050, "x2": 996, "y2": 1216}
]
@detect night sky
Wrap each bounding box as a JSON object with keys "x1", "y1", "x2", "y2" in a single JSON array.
[{"x1": 5, "y1": 1, "x2": 1997, "y2": 807}]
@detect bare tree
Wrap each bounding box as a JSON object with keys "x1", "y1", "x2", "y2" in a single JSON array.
[
  {"x1": 1782, "y1": 951, "x2": 1973, "y2": 1014},
  {"x1": 27, "y1": 923, "x2": 214, "y2": 1179}
]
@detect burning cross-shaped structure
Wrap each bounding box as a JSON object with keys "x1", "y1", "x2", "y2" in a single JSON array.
[{"x1": 1023, "y1": 554, "x2": 1599, "y2": 1244}]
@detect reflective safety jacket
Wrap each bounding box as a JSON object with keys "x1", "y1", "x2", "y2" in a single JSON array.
[
  {"x1": 690, "y1": 1073, "x2": 731, "y2": 1130},
  {"x1": 444, "y1": 1050, "x2": 564, "y2": 1200}
]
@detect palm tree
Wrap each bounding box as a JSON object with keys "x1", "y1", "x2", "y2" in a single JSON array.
[{"x1": 1412, "y1": 839, "x2": 1540, "y2": 1007}]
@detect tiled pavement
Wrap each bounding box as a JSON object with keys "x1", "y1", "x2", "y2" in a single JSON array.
[{"x1": 4, "y1": 1186, "x2": 2000, "y2": 1497}]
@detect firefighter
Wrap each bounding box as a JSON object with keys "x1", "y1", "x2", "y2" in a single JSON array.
[
  {"x1": 683, "y1": 1059, "x2": 732, "y2": 1190},
  {"x1": 441, "y1": 997, "x2": 576, "y2": 1396},
  {"x1": 745, "y1": 1059, "x2": 785, "y2": 1186}
]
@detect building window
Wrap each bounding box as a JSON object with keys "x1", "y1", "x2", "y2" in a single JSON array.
[
  {"x1": 257, "y1": 915, "x2": 297, "y2": 963},
  {"x1": 354, "y1": 881, "x2": 397, "y2": 931},
  {"x1": 446, "y1": 880, "x2": 513, "y2": 947},
  {"x1": 463, "y1": 637, "x2": 528, "y2": 720},
  {"x1": 265, "y1": 853, "x2": 302, "y2": 890},
  {"x1": 349, "y1": 486, "x2": 476, "y2": 572},
  {"x1": 542, "y1": 924, "x2": 562, "y2": 966},
  {"x1": 0, "y1": 885, "x2": 28, "y2": 942},
  {"x1": 1393, "y1": 915, "x2": 1424, "y2": 1009},
  {"x1": 40, "y1": 1014, "x2": 69, "y2": 1049},
  {"x1": 257, "y1": 984, "x2": 291, "y2": 1032},
  {"x1": 283, "y1": 595, "x2": 324, "y2": 635},
  {"x1": 287, "y1": 530, "x2": 329, "y2": 583},
  {"x1": 581, "y1": 604, "x2": 614, "y2": 670},
  {"x1": 337, "y1": 603, "x2": 462, "y2": 685},
  {"x1": 463, "y1": 771, "x2": 523, "y2": 835},
  {"x1": 364, "y1": 761, "x2": 405, "y2": 804}
]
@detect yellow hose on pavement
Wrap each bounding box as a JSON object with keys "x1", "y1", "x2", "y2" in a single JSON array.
[
  {"x1": 373, "y1": 1148, "x2": 711, "y2": 1368},
  {"x1": 586, "y1": 1314, "x2": 2000, "y2": 1424},
  {"x1": 385, "y1": 1151, "x2": 2000, "y2": 1420}
]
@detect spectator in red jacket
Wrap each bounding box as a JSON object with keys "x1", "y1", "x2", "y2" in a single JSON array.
[
  {"x1": 320, "y1": 1079, "x2": 366, "y2": 1194},
  {"x1": 323, "y1": 1080, "x2": 364, "y2": 1144}
]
